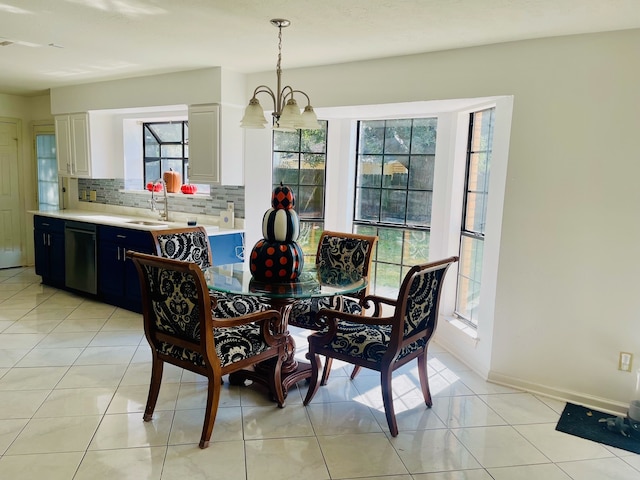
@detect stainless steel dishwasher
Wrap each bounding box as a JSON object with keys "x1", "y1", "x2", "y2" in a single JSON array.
[{"x1": 65, "y1": 221, "x2": 97, "y2": 295}]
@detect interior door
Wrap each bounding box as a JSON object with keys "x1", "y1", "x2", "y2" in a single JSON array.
[{"x1": 0, "y1": 120, "x2": 22, "y2": 268}]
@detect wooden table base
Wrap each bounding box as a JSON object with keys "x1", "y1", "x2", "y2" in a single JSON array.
[{"x1": 227, "y1": 301, "x2": 312, "y2": 402}]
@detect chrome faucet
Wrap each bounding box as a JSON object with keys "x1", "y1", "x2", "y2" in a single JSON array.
[{"x1": 149, "y1": 179, "x2": 169, "y2": 221}]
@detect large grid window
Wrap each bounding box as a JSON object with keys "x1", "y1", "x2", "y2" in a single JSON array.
[
  {"x1": 455, "y1": 108, "x2": 495, "y2": 326},
  {"x1": 354, "y1": 118, "x2": 437, "y2": 297},
  {"x1": 272, "y1": 121, "x2": 328, "y2": 262},
  {"x1": 143, "y1": 121, "x2": 189, "y2": 186}
]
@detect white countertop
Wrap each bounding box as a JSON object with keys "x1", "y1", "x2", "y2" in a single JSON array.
[{"x1": 30, "y1": 209, "x2": 243, "y2": 236}]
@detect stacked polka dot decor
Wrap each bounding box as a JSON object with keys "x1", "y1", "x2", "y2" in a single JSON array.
[{"x1": 250, "y1": 183, "x2": 305, "y2": 281}]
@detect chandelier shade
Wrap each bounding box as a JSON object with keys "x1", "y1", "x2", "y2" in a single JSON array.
[
  {"x1": 240, "y1": 19, "x2": 320, "y2": 131},
  {"x1": 239, "y1": 98, "x2": 268, "y2": 128}
]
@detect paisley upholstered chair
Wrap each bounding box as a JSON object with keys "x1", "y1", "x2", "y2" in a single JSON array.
[
  {"x1": 150, "y1": 227, "x2": 268, "y2": 318},
  {"x1": 127, "y1": 251, "x2": 286, "y2": 448},
  {"x1": 288, "y1": 230, "x2": 377, "y2": 384},
  {"x1": 303, "y1": 256, "x2": 458, "y2": 437}
]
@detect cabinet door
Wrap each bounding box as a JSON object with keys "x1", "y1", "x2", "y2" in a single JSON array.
[
  {"x1": 33, "y1": 216, "x2": 66, "y2": 286},
  {"x1": 98, "y1": 226, "x2": 153, "y2": 312},
  {"x1": 55, "y1": 116, "x2": 71, "y2": 175},
  {"x1": 70, "y1": 114, "x2": 91, "y2": 177},
  {"x1": 34, "y1": 229, "x2": 49, "y2": 278},
  {"x1": 188, "y1": 104, "x2": 220, "y2": 184},
  {"x1": 55, "y1": 114, "x2": 91, "y2": 177},
  {"x1": 218, "y1": 104, "x2": 244, "y2": 185},
  {"x1": 49, "y1": 231, "x2": 66, "y2": 285},
  {"x1": 98, "y1": 241, "x2": 125, "y2": 298}
]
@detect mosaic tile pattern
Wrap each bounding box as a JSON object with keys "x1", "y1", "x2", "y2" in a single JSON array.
[{"x1": 78, "y1": 178, "x2": 245, "y2": 218}]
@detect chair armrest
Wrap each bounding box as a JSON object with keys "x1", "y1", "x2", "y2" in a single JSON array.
[
  {"x1": 212, "y1": 309, "x2": 284, "y2": 346},
  {"x1": 312, "y1": 307, "x2": 394, "y2": 343},
  {"x1": 208, "y1": 293, "x2": 219, "y2": 310},
  {"x1": 212, "y1": 309, "x2": 280, "y2": 328},
  {"x1": 361, "y1": 294, "x2": 397, "y2": 317}
]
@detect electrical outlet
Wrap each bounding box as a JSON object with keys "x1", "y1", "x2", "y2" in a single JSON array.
[
  {"x1": 89, "y1": 190, "x2": 97, "y2": 202},
  {"x1": 619, "y1": 352, "x2": 633, "y2": 372}
]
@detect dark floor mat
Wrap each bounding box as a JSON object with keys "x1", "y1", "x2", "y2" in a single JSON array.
[{"x1": 555, "y1": 402, "x2": 640, "y2": 454}]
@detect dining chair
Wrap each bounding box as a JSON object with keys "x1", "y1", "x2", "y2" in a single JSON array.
[
  {"x1": 288, "y1": 230, "x2": 378, "y2": 384},
  {"x1": 127, "y1": 251, "x2": 286, "y2": 448},
  {"x1": 303, "y1": 256, "x2": 458, "y2": 437},
  {"x1": 150, "y1": 226, "x2": 268, "y2": 317}
]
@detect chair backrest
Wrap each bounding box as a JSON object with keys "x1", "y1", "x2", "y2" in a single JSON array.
[
  {"x1": 150, "y1": 226, "x2": 212, "y2": 269},
  {"x1": 396, "y1": 256, "x2": 458, "y2": 341},
  {"x1": 128, "y1": 250, "x2": 218, "y2": 369},
  {"x1": 315, "y1": 230, "x2": 378, "y2": 297}
]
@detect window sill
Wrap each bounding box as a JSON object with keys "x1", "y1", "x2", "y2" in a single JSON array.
[
  {"x1": 120, "y1": 189, "x2": 210, "y2": 197},
  {"x1": 443, "y1": 314, "x2": 479, "y2": 344}
]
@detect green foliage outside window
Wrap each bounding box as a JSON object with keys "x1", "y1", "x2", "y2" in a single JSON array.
[
  {"x1": 272, "y1": 122, "x2": 328, "y2": 261},
  {"x1": 354, "y1": 118, "x2": 437, "y2": 296}
]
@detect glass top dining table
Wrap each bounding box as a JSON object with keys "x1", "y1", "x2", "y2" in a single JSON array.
[
  {"x1": 204, "y1": 264, "x2": 367, "y2": 302},
  {"x1": 203, "y1": 264, "x2": 367, "y2": 399}
]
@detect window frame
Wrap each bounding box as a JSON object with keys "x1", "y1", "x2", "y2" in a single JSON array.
[
  {"x1": 142, "y1": 121, "x2": 189, "y2": 187},
  {"x1": 271, "y1": 121, "x2": 329, "y2": 261},
  {"x1": 353, "y1": 118, "x2": 438, "y2": 296},
  {"x1": 455, "y1": 107, "x2": 495, "y2": 327}
]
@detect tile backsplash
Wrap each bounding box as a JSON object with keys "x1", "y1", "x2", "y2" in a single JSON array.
[{"x1": 78, "y1": 178, "x2": 245, "y2": 218}]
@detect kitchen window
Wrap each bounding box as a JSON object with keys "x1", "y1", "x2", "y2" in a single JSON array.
[{"x1": 142, "y1": 121, "x2": 188, "y2": 186}]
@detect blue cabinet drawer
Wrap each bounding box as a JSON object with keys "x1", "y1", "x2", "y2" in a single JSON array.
[
  {"x1": 34, "y1": 215, "x2": 65, "y2": 233},
  {"x1": 209, "y1": 233, "x2": 244, "y2": 266},
  {"x1": 98, "y1": 225, "x2": 152, "y2": 248}
]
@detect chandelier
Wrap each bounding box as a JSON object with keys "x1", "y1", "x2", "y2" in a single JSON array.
[{"x1": 240, "y1": 19, "x2": 320, "y2": 131}]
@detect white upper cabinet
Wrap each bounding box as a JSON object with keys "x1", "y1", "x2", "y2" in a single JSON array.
[
  {"x1": 188, "y1": 103, "x2": 244, "y2": 185},
  {"x1": 56, "y1": 113, "x2": 91, "y2": 177}
]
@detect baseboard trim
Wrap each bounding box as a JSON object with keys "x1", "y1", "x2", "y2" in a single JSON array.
[{"x1": 488, "y1": 371, "x2": 629, "y2": 416}]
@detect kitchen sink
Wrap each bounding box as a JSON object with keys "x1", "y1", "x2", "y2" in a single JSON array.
[{"x1": 125, "y1": 220, "x2": 169, "y2": 227}]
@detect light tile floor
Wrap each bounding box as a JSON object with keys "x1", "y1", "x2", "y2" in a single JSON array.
[{"x1": 1, "y1": 267, "x2": 639, "y2": 479}]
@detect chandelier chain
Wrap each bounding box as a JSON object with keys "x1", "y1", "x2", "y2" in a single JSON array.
[{"x1": 277, "y1": 25, "x2": 283, "y2": 75}]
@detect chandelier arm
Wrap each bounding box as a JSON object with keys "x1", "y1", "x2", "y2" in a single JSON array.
[
  {"x1": 289, "y1": 89, "x2": 313, "y2": 106},
  {"x1": 278, "y1": 85, "x2": 295, "y2": 108},
  {"x1": 252, "y1": 85, "x2": 277, "y2": 109},
  {"x1": 279, "y1": 87, "x2": 313, "y2": 107}
]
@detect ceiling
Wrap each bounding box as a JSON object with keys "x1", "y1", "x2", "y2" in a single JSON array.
[{"x1": 1, "y1": 0, "x2": 639, "y2": 97}]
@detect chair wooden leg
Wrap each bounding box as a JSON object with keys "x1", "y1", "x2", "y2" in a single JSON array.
[
  {"x1": 320, "y1": 356, "x2": 333, "y2": 386},
  {"x1": 199, "y1": 375, "x2": 222, "y2": 449},
  {"x1": 303, "y1": 352, "x2": 323, "y2": 405},
  {"x1": 417, "y1": 352, "x2": 432, "y2": 407},
  {"x1": 380, "y1": 366, "x2": 398, "y2": 437},
  {"x1": 350, "y1": 365, "x2": 362, "y2": 380},
  {"x1": 273, "y1": 351, "x2": 286, "y2": 408},
  {"x1": 143, "y1": 357, "x2": 164, "y2": 422}
]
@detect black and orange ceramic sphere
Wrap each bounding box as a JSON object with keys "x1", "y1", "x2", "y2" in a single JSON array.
[
  {"x1": 249, "y1": 238, "x2": 304, "y2": 281},
  {"x1": 271, "y1": 182, "x2": 295, "y2": 210}
]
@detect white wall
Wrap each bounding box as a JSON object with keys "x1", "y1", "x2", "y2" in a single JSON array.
[
  {"x1": 243, "y1": 29, "x2": 640, "y2": 412},
  {"x1": 50, "y1": 68, "x2": 223, "y2": 114},
  {"x1": 0, "y1": 93, "x2": 53, "y2": 266}
]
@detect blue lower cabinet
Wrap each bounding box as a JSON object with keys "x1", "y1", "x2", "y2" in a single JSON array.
[
  {"x1": 97, "y1": 226, "x2": 154, "y2": 313},
  {"x1": 209, "y1": 232, "x2": 244, "y2": 266},
  {"x1": 33, "y1": 216, "x2": 66, "y2": 288}
]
